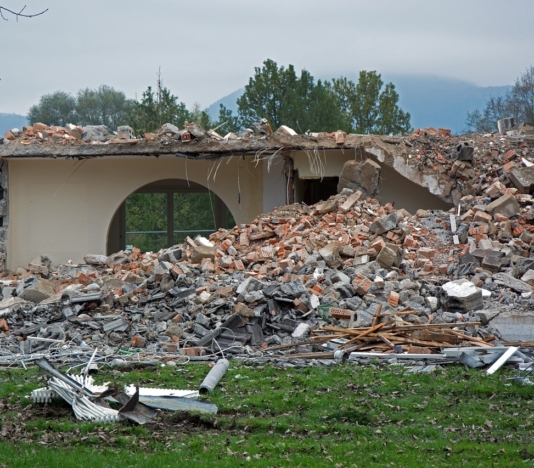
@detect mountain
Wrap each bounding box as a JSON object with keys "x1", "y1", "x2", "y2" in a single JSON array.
[
  {"x1": 0, "y1": 113, "x2": 27, "y2": 136},
  {"x1": 384, "y1": 74, "x2": 510, "y2": 134},
  {"x1": 207, "y1": 75, "x2": 511, "y2": 135}
]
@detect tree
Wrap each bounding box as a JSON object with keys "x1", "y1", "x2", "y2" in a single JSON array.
[
  {"x1": 27, "y1": 86, "x2": 132, "y2": 128},
  {"x1": 237, "y1": 59, "x2": 410, "y2": 135},
  {"x1": 76, "y1": 85, "x2": 132, "y2": 129},
  {"x1": 213, "y1": 104, "x2": 241, "y2": 134},
  {"x1": 237, "y1": 59, "x2": 300, "y2": 130},
  {"x1": 188, "y1": 103, "x2": 214, "y2": 131},
  {"x1": 127, "y1": 73, "x2": 191, "y2": 135},
  {"x1": 465, "y1": 66, "x2": 534, "y2": 133},
  {"x1": 332, "y1": 71, "x2": 411, "y2": 134},
  {"x1": 27, "y1": 91, "x2": 77, "y2": 127}
]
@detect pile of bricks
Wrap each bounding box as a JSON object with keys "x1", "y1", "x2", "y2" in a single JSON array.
[{"x1": 0, "y1": 179, "x2": 533, "y2": 358}]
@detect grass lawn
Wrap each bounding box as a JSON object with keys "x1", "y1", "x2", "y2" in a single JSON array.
[{"x1": 1, "y1": 360, "x2": 534, "y2": 467}]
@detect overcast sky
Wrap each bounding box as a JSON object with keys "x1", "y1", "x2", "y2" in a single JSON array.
[{"x1": 1, "y1": 0, "x2": 533, "y2": 116}]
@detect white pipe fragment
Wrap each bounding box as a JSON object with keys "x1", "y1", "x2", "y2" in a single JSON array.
[{"x1": 487, "y1": 347, "x2": 518, "y2": 375}]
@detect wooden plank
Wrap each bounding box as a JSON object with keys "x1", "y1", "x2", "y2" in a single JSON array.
[
  {"x1": 339, "y1": 322, "x2": 386, "y2": 349},
  {"x1": 349, "y1": 352, "x2": 448, "y2": 360},
  {"x1": 447, "y1": 330, "x2": 493, "y2": 347},
  {"x1": 379, "y1": 333, "x2": 456, "y2": 348},
  {"x1": 371, "y1": 303, "x2": 383, "y2": 327},
  {"x1": 412, "y1": 330, "x2": 459, "y2": 344},
  {"x1": 381, "y1": 322, "x2": 481, "y2": 332}
]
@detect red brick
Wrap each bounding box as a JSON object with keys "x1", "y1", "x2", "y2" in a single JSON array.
[
  {"x1": 353, "y1": 274, "x2": 373, "y2": 295},
  {"x1": 473, "y1": 211, "x2": 492, "y2": 223},
  {"x1": 388, "y1": 291, "x2": 399, "y2": 307},
  {"x1": 370, "y1": 238, "x2": 386, "y2": 252},
  {"x1": 418, "y1": 248, "x2": 436, "y2": 259},
  {"x1": 329, "y1": 308, "x2": 351, "y2": 319}
]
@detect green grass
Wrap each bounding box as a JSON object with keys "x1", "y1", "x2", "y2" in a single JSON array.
[{"x1": 1, "y1": 361, "x2": 534, "y2": 467}]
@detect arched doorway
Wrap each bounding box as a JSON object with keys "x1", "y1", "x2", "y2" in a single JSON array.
[{"x1": 107, "y1": 179, "x2": 235, "y2": 254}]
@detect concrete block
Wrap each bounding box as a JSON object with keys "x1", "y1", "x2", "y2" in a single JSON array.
[
  {"x1": 485, "y1": 194, "x2": 520, "y2": 218},
  {"x1": 441, "y1": 279, "x2": 484, "y2": 312},
  {"x1": 508, "y1": 166, "x2": 534, "y2": 194},
  {"x1": 16, "y1": 275, "x2": 55, "y2": 303},
  {"x1": 370, "y1": 213, "x2": 398, "y2": 235},
  {"x1": 376, "y1": 246, "x2": 396, "y2": 269}
]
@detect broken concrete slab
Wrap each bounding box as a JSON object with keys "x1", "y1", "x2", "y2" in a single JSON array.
[
  {"x1": 490, "y1": 313, "x2": 534, "y2": 342},
  {"x1": 337, "y1": 158, "x2": 380, "y2": 197},
  {"x1": 492, "y1": 273, "x2": 532, "y2": 293}
]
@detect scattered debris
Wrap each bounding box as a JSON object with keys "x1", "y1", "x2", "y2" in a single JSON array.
[{"x1": 31, "y1": 358, "x2": 218, "y2": 424}]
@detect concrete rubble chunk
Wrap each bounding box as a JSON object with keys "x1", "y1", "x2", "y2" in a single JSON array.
[
  {"x1": 190, "y1": 245, "x2": 216, "y2": 263},
  {"x1": 485, "y1": 194, "x2": 520, "y2": 218},
  {"x1": 475, "y1": 309, "x2": 500, "y2": 325},
  {"x1": 370, "y1": 213, "x2": 398, "y2": 235},
  {"x1": 492, "y1": 273, "x2": 532, "y2": 293},
  {"x1": 84, "y1": 254, "x2": 108, "y2": 265},
  {"x1": 337, "y1": 158, "x2": 380, "y2": 197},
  {"x1": 441, "y1": 279, "x2": 484, "y2": 312},
  {"x1": 292, "y1": 323, "x2": 311, "y2": 339},
  {"x1": 82, "y1": 125, "x2": 114, "y2": 142},
  {"x1": 103, "y1": 319, "x2": 128, "y2": 333},
  {"x1": 318, "y1": 242, "x2": 343, "y2": 268},
  {"x1": 280, "y1": 279, "x2": 307, "y2": 297},
  {"x1": 521, "y1": 270, "x2": 534, "y2": 286},
  {"x1": 16, "y1": 275, "x2": 55, "y2": 303},
  {"x1": 507, "y1": 166, "x2": 534, "y2": 194}
]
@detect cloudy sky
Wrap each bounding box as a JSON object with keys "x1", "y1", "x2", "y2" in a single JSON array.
[{"x1": 1, "y1": 0, "x2": 533, "y2": 116}]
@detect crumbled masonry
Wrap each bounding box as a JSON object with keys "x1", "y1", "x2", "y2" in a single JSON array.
[{"x1": 1, "y1": 120, "x2": 534, "y2": 364}]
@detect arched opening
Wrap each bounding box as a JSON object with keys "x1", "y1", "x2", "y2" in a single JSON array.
[{"x1": 107, "y1": 179, "x2": 235, "y2": 254}]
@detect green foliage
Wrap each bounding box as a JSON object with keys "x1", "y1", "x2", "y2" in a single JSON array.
[
  {"x1": 27, "y1": 87, "x2": 131, "y2": 128},
  {"x1": 188, "y1": 103, "x2": 214, "y2": 132},
  {"x1": 75, "y1": 85, "x2": 132, "y2": 129},
  {"x1": 214, "y1": 104, "x2": 241, "y2": 134},
  {"x1": 127, "y1": 75, "x2": 191, "y2": 135},
  {"x1": 466, "y1": 65, "x2": 534, "y2": 133},
  {"x1": 125, "y1": 191, "x2": 235, "y2": 252},
  {"x1": 237, "y1": 59, "x2": 411, "y2": 134},
  {"x1": 125, "y1": 193, "x2": 167, "y2": 252},
  {"x1": 172, "y1": 192, "x2": 217, "y2": 244},
  {"x1": 27, "y1": 91, "x2": 77, "y2": 127},
  {"x1": 332, "y1": 71, "x2": 411, "y2": 134}
]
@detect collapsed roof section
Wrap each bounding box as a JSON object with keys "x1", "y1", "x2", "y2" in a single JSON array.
[{"x1": 1, "y1": 122, "x2": 534, "y2": 205}]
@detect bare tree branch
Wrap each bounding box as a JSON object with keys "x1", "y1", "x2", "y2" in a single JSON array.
[{"x1": 0, "y1": 5, "x2": 48, "y2": 21}]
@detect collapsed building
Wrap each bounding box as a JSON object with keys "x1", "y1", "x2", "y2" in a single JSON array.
[{"x1": 0, "y1": 120, "x2": 534, "y2": 360}]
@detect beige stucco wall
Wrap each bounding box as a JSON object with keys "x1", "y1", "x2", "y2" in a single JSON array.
[{"x1": 8, "y1": 155, "x2": 263, "y2": 270}]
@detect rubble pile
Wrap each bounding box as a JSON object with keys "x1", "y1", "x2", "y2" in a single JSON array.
[
  {"x1": 0, "y1": 179, "x2": 533, "y2": 362},
  {"x1": 405, "y1": 126, "x2": 534, "y2": 205}
]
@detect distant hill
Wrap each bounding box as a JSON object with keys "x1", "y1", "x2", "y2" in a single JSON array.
[
  {"x1": 0, "y1": 113, "x2": 27, "y2": 136},
  {"x1": 207, "y1": 75, "x2": 511, "y2": 135}
]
